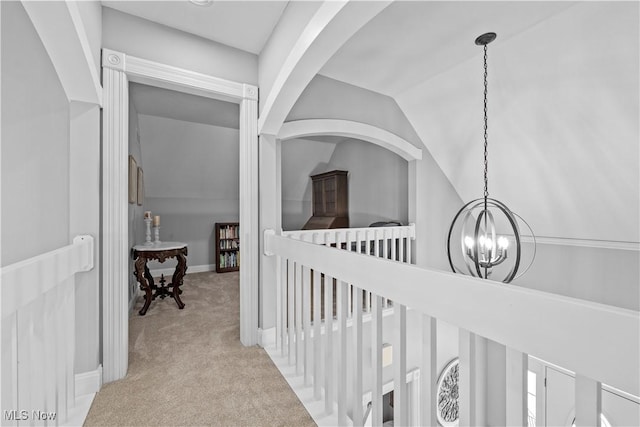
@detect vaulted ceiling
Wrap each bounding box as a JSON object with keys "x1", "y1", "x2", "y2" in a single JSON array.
[{"x1": 106, "y1": 1, "x2": 639, "y2": 243}]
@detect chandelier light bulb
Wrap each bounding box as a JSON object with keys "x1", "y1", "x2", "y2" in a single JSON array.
[
  {"x1": 464, "y1": 236, "x2": 474, "y2": 249},
  {"x1": 497, "y1": 236, "x2": 509, "y2": 249}
]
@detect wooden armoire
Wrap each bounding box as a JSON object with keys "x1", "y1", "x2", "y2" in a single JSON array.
[{"x1": 302, "y1": 170, "x2": 349, "y2": 230}]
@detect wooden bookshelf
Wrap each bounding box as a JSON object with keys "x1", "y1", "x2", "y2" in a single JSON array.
[{"x1": 215, "y1": 222, "x2": 239, "y2": 273}]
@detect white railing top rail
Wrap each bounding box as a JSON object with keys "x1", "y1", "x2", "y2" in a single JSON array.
[
  {"x1": 264, "y1": 230, "x2": 639, "y2": 396},
  {"x1": 1, "y1": 235, "x2": 94, "y2": 318},
  {"x1": 282, "y1": 224, "x2": 415, "y2": 243}
]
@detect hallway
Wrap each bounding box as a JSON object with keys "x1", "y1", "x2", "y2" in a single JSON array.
[{"x1": 85, "y1": 271, "x2": 314, "y2": 426}]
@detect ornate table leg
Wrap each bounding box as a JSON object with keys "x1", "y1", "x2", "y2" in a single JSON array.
[
  {"x1": 171, "y1": 249, "x2": 187, "y2": 309},
  {"x1": 134, "y1": 255, "x2": 153, "y2": 315},
  {"x1": 144, "y1": 263, "x2": 155, "y2": 291}
]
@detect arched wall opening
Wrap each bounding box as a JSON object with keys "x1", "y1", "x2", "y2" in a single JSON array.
[{"x1": 277, "y1": 119, "x2": 422, "y2": 232}]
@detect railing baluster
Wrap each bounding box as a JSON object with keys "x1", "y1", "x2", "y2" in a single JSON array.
[
  {"x1": 346, "y1": 231, "x2": 353, "y2": 319},
  {"x1": 459, "y1": 328, "x2": 477, "y2": 426},
  {"x1": 371, "y1": 294, "x2": 383, "y2": 426},
  {"x1": 406, "y1": 227, "x2": 413, "y2": 264},
  {"x1": 393, "y1": 303, "x2": 408, "y2": 426},
  {"x1": 295, "y1": 262, "x2": 303, "y2": 375},
  {"x1": 421, "y1": 314, "x2": 438, "y2": 426},
  {"x1": 391, "y1": 229, "x2": 397, "y2": 261},
  {"x1": 324, "y1": 273, "x2": 334, "y2": 414},
  {"x1": 276, "y1": 255, "x2": 282, "y2": 352},
  {"x1": 575, "y1": 375, "x2": 602, "y2": 427},
  {"x1": 383, "y1": 229, "x2": 389, "y2": 260},
  {"x1": 382, "y1": 230, "x2": 389, "y2": 308},
  {"x1": 303, "y1": 263, "x2": 312, "y2": 386},
  {"x1": 287, "y1": 259, "x2": 295, "y2": 364},
  {"x1": 280, "y1": 256, "x2": 287, "y2": 356},
  {"x1": 363, "y1": 230, "x2": 371, "y2": 313},
  {"x1": 506, "y1": 348, "x2": 528, "y2": 427},
  {"x1": 312, "y1": 234, "x2": 322, "y2": 400},
  {"x1": 353, "y1": 286, "x2": 364, "y2": 426},
  {"x1": 338, "y1": 280, "x2": 348, "y2": 425}
]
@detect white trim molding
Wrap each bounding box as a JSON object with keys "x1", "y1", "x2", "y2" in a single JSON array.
[
  {"x1": 529, "y1": 235, "x2": 640, "y2": 251},
  {"x1": 102, "y1": 49, "x2": 259, "y2": 382},
  {"x1": 75, "y1": 365, "x2": 103, "y2": 397},
  {"x1": 279, "y1": 119, "x2": 422, "y2": 161}
]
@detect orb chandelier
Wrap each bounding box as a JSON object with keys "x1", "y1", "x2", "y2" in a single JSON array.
[{"x1": 446, "y1": 32, "x2": 535, "y2": 283}]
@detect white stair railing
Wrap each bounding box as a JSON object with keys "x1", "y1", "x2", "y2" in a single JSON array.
[
  {"x1": 1, "y1": 235, "x2": 94, "y2": 426},
  {"x1": 264, "y1": 228, "x2": 639, "y2": 426}
]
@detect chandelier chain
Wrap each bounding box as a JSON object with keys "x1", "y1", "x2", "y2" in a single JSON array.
[{"x1": 483, "y1": 44, "x2": 489, "y2": 200}]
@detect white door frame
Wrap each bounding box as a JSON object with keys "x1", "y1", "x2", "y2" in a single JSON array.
[{"x1": 101, "y1": 49, "x2": 259, "y2": 382}]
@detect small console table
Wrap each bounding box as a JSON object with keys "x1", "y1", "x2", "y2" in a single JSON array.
[{"x1": 131, "y1": 242, "x2": 188, "y2": 316}]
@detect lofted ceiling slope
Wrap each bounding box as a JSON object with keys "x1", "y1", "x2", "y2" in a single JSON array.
[
  {"x1": 102, "y1": 0, "x2": 287, "y2": 54},
  {"x1": 111, "y1": 1, "x2": 638, "y2": 243},
  {"x1": 321, "y1": 1, "x2": 639, "y2": 243}
]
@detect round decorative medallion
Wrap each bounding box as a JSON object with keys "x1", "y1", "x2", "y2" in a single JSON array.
[
  {"x1": 107, "y1": 54, "x2": 121, "y2": 65},
  {"x1": 436, "y1": 358, "x2": 459, "y2": 426}
]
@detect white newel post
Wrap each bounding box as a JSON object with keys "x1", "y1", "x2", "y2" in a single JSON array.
[
  {"x1": 259, "y1": 133, "x2": 280, "y2": 344},
  {"x1": 101, "y1": 52, "x2": 130, "y2": 383}
]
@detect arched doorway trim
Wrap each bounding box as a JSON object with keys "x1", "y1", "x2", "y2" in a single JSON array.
[{"x1": 278, "y1": 119, "x2": 422, "y2": 161}]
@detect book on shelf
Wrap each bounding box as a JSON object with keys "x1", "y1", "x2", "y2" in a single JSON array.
[{"x1": 215, "y1": 222, "x2": 240, "y2": 272}]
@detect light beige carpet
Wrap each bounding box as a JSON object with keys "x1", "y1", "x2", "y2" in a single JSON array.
[{"x1": 85, "y1": 271, "x2": 315, "y2": 427}]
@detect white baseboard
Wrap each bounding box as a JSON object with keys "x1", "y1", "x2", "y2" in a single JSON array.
[
  {"x1": 75, "y1": 365, "x2": 102, "y2": 397},
  {"x1": 149, "y1": 263, "x2": 216, "y2": 277},
  {"x1": 259, "y1": 327, "x2": 276, "y2": 348},
  {"x1": 64, "y1": 393, "x2": 96, "y2": 427}
]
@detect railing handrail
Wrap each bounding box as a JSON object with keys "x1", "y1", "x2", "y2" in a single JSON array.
[
  {"x1": 282, "y1": 224, "x2": 415, "y2": 244},
  {"x1": 1, "y1": 235, "x2": 94, "y2": 318},
  {"x1": 264, "y1": 230, "x2": 639, "y2": 397}
]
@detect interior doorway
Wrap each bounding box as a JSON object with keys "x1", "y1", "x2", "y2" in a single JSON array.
[{"x1": 102, "y1": 49, "x2": 258, "y2": 383}]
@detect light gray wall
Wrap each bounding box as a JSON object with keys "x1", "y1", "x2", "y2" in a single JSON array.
[
  {"x1": 281, "y1": 138, "x2": 337, "y2": 230},
  {"x1": 327, "y1": 138, "x2": 408, "y2": 228},
  {"x1": 281, "y1": 136, "x2": 409, "y2": 230},
  {"x1": 1, "y1": 0, "x2": 70, "y2": 266},
  {"x1": 514, "y1": 243, "x2": 640, "y2": 311},
  {"x1": 2, "y1": 1, "x2": 102, "y2": 376},
  {"x1": 102, "y1": 7, "x2": 258, "y2": 86},
  {"x1": 138, "y1": 114, "x2": 239, "y2": 269}
]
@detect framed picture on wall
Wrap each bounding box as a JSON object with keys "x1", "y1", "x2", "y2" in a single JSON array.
[
  {"x1": 137, "y1": 167, "x2": 144, "y2": 206},
  {"x1": 128, "y1": 155, "x2": 137, "y2": 204}
]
